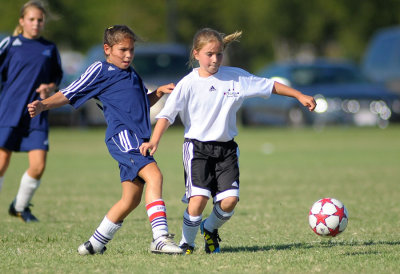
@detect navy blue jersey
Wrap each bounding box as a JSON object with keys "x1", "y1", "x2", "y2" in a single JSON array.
[
  {"x1": 61, "y1": 61, "x2": 152, "y2": 140},
  {"x1": 0, "y1": 35, "x2": 63, "y2": 130}
]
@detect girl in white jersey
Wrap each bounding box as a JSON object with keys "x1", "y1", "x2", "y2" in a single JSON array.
[{"x1": 139, "y1": 28, "x2": 316, "y2": 254}]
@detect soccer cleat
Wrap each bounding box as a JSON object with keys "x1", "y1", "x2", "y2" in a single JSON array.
[
  {"x1": 200, "y1": 220, "x2": 221, "y2": 253},
  {"x1": 150, "y1": 234, "x2": 184, "y2": 254},
  {"x1": 8, "y1": 201, "x2": 39, "y2": 223},
  {"x1": 180, "y1": 243, "x2": 194, "y2": 255},
  {"x1": 77, "y1": 241, "x2": 107, "y2": 255}
]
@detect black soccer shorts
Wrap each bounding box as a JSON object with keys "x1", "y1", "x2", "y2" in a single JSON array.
[{"x1": 182, "y1": 138, "x2": 240, "y2": 203}]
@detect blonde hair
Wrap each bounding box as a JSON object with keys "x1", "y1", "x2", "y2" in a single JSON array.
[
  {"x1": 189, "y1": 28, "x2": 242, "y2": 67},
  {"x1": 13, "y1": 0, "x2": 47, "y2": 36}
]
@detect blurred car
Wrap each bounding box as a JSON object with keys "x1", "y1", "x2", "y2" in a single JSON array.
[
  {"x1": 362, "y1": 26, "x2": 400, "y2": 95},
  {"x1": 362, "y1": 26, "x2": 400, "y2": 84},
  {"x1": 241, "y1": 59, "x2": 400, "y2": 127},
  {"x1": 53, "y1": 43, "x2": 190, "y2": 126}
]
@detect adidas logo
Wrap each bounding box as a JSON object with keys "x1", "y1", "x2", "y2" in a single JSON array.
[
  {"x1": 209, "y1": 86, "x2": 216, "y2": 92},
  {"x1": 108, "y1": 66, "x2": 115, "y2": 71},
  {"x1": 12, "y1": 38, "x2": 22, "y2": 46},
  {"x1": 232, "y1": 181, "x2": 238, "y2": 187},
  {"x1": 42, "y1": 49, "x2": 51, "y2": 56}
]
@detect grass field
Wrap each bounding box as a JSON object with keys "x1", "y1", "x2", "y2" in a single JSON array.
[{"x1": 1, "y1": 125, "x2": 400, "y2": 273}]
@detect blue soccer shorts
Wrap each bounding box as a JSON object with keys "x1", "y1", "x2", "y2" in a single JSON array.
[
  {"x1": 106, "y1": 129, "x2": 156, "y2": 183},
  {"x1": 0, "y1": 127, "x2": 49, "y2": 152}
]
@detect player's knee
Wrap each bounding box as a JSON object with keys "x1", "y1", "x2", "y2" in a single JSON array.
[
  {"x1": 220, "y1": 196, "x2": 238, "y2": 212},
  {"x1": 28, "y1": 165, "x2": 45, "y2": 179}
]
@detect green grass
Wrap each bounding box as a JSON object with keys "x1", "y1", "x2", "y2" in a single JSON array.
[{"x1": 1, "y1": 125, "x2": 400, "y2": 273}]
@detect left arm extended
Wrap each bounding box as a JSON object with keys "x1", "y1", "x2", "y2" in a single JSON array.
[{"x1": 272, "y1": 81, "x2": 316, "y2": 111}]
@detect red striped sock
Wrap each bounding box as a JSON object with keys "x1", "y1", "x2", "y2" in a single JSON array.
[{"x1": 146, "y1": 199, "x2": 168, "y2": 239}]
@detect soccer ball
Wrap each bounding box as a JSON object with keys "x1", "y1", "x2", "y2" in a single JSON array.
[{"x1": 308, "y1": 198, "x2": 348, "y2": 237}]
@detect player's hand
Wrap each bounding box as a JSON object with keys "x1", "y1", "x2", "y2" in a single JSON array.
[
  {"x1": 27, "y1": 100, "x2": 44, "y2": 118},
  {"x1": 156, "y1": 83, "x2": 175, "y2": 97},
  {"x1": 298, "y1": 94, "x2": 317, "y2": 112},
  {"x1": 36, "y1": 83, "x2": 55, "y2": 99},
  {"x1": 139, "y1": 141, "x2": 159, "y2": 156}
]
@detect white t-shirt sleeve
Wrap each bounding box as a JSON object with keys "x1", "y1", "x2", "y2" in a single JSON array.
[{"x1": 237, "y1": 68, "x2": 274, "y2": 98}]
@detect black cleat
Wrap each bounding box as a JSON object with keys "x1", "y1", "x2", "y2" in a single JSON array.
[
  {"x1": 9, "y1": 201, "x2": 39, "y2": 223},
  {"x1": 200, "y1": 220, "x2": 221, "y2": 253},
  {"x1": 180, "y1": 243, "x2": 194, "y2": 255}
]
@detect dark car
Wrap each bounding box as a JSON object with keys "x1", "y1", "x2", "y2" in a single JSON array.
[
  {"x1": 241, "y1": 59, "x2": 400, "y2": 128},
  {"x1": 53, "y1": 43, "x2": 190, "y2": 126}
]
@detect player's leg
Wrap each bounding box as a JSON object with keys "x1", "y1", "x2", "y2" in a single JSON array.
[
  {"x1": 8, "y1": 129, "x2": 49, "y2": 222},
  {"x1": 179, "y1": 138, "x2": 214, "y2": 254},
  {"x1": 180, "y1": 195, "x2": 208, "y2": 254},
  {"x1": 0, "y1": 148, "x2": 12, "y2": 192},
  {"x1": 201, "y1": 140, "x2": 240, "y2": 253},
  {"x1": 78, "y1": 179, "x2": 143, "y2": 255},
  {"x1": 10, "y1": 149, "x2": 46, "y2": 222},
  {"x1": 107, "y1": 179, "x2": 143, "y2": 222},
  {"x1": 200, "y1": 196, "x2": 238, "y2": 254},
  {"x1": 139, "y1": 162, "x2": 183, "y2": 254},
  {"x1": 0, "y1": 127, "x2": 16, "y2": 192}
]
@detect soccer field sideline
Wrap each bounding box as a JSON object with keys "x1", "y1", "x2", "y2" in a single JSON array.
[{"x1": 1, "y1": 126, "x2": 399, "y2": 273}]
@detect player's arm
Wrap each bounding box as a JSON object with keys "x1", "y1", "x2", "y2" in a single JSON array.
[
  {"x1": 147, "y1": 83, "x2": 175, "y2": 107},
  {"x1": 139, "y1": 118, "x2": 171, "y2": 156},
  {"x1": 28, "y1": 91, "x2": 70, "y2": 118},
  {"x1": 272, "y1": 81, "x2": 316, "y2": 111}
]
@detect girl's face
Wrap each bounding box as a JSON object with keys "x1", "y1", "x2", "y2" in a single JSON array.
[
  {"x1": 19, "y1": 7, "x2": 45, "y2": 39},
  {"x1": 104, "y1": 37, "x2": 134, "y2": 70},
  {"x1": 194, "y1": 40, "x2": 223, "y2": 77}
]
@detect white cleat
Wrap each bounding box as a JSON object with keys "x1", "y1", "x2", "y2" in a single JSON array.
[
  {"x1": 150, "y1": 234, "x2": 184, "y2": 254},
  {"x1": 77, "y1": 241, "x2": 106, "y2": 255}
]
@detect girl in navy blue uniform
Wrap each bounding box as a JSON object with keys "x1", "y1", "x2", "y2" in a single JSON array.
[
  {"x1": 0, "y1": 0, "x2": 63, "y2": 222},
  {"x1": 28, "y1": 25, "x2": 183, "y2": 255}
]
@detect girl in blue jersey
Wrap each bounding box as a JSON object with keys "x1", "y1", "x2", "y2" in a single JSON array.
[
  {"x1": 28, "y1": 25, "x2": 183, "y2": 255},
  {"x1": 139, "y1": 28, "x2": 317, "y2": 254},
  {"x1": 0, "y1": 0, "x2": 63, "y2": 222}
]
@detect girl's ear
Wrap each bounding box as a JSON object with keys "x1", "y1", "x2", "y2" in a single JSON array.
[
  {"x1": 104, "y1": 44, "x2": 111, "y2": 56},
  {"x1": 19, "y1": 18, "x2": 24, "y2": 29},
  {"x1": 193, "y1": 50, "x2": 200, "y2": 61}
]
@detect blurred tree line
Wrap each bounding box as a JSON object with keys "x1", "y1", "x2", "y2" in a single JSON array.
[{"x1": 1, "y1": 0, "x2": 400, "y2": 72}]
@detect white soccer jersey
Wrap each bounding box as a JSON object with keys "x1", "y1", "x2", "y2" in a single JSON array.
[{"x1": 156, "y1": 66, "x2": 274, "y2": 142}]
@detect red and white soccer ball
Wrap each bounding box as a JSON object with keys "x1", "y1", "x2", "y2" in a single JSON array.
[{"x1": 308, "y1": 198, "x2": 348, "y2": 237}]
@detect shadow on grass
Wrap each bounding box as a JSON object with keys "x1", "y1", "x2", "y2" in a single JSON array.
[{"x1": 222, "y1": 240, "x2": 400, "y2": 253}]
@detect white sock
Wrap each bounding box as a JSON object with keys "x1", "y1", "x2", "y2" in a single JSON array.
[
  {"x1": 0, "y1": 176, "x2": 4, "y2": 192},
  {"x1": 14, "y1": 171, "x2": 41, "y2": 212},
  {"x1": 89, "y1": 216, "x2": 122, "y2": 252},
  {"x1": 146, "y1": 199, "x2": 168, "y2": 239},
  {"x1": 204, "y1": 203, "x2": 234, "y2": 232},
  {"x1": 180, "y1": 209, "x2": 202, "y2": 247}
]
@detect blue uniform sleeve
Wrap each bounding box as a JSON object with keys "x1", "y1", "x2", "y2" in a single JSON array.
[{"x1": 60, "y1": 61, "x2": 103, "y2": 109}]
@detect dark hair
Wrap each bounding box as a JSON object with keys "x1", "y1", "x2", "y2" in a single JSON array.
[{"x1": 103, "y1": 25, "x2": 140, "y2": 47}]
